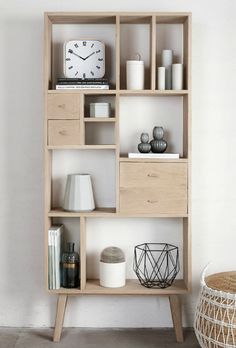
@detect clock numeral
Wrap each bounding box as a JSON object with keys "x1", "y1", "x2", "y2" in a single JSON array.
[
  {"x1": 69, "y1": 66, "x2": 73, "y2": 70},
  {"x1": 83, "y1": 73, "x2": 86, "y2": 79},
  {"x1": 66, "y1": 58, "x2": 71, "y2": 61},
  {"x1": 83, "y1": 41, "x2": 87, "y2": 46},
  {"x1": 96, "y1": 50, "x2": 101, "y2": 54},
  {"x1": 91, "y1": 43, "x2": 94, "y2": 48},
  {"x1": 75, "y1": 71, "x2": 78, "y2": 76},
  {"x1": 74, "y1": 43, "x2": 78, "y2": 48},
  {"x1": 96, "y1": 66, "x2": 101, "y2": 69},
  {"x1": 68, "y1": 49, "x2": 73, "y2": 54},
  {"x1": 98, "y1": 58, "x2": 103, "y2": 61},
  {"x1": 90, "y1": 71, "x2": 94, "y2": 76}
]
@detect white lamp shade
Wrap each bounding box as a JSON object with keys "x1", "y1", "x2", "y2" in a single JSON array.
[{"x1": 63, "y1": 174, "x2": 95, "y2": 212}]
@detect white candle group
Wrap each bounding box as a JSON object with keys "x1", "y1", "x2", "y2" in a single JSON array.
[{"x1": 157, "y1": 50, "x2": 184, "y2": 90}]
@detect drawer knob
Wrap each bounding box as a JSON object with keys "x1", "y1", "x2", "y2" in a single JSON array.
[
  {"x1": 59, "y1": 130, "x2": 67, "y2": 135},
  {"x1": 147, "y1": 173, "x2": 159, "y2": 178},
  {"x1": 58, "y1": 104, "x2": 65, "y2": 109},
  {"x1": 147, "y1": 199, "x2": 159, "y2": 204}
]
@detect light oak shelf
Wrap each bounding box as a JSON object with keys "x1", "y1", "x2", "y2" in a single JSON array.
[
  {"x1": 119, "y1": 90, "x2": 189, "y2": 96},
  {"x1": 46, "y1": 12, "x2": 191, "y2": 25},
  {"x1": 48, "y1": 209, "x2": 188, "y2": 218},
  {"x1": 49, "y1": 208, "x2": 116, "y2": 217},
  {"x1": 84, "y1": 117, "x2": 116, "y2": 122},
  {"x1": 47, "y1": 145, "x2": 117, "y2": 150},
  {"x1": 48, "y1": 279, "x2": 188, "y2": 295},
  {"x1": 48, "y1": 90, "x2": 117, "y2": 95},
  {"x1": 119, "y1": 157, "x2": 188, "y2": 163},
  {"x1": 44, "y1": 11, "x2": 191, "y2": 343},
  {"x1": 48, "y1": 90, "x2": 188, "y2": 96}
]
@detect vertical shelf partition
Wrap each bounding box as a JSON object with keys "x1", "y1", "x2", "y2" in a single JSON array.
[{"x1": 44, "y1": 12, "x2": 191, "y2": 343}]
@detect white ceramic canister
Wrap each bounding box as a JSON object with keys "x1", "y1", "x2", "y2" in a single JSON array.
[
  {"x1": 99, "y1": 262, "x2": 126, "y2": 288},
  {"x1": 126, "y1": 59, "x2": 144, "y2": 90},
  {"x1": 161, "y1": 49, "x2": 173, "y2": 89},
  {"x1": 63, "y1": 174, "x2": 95, "y2": 212},
  {"x1": 99, "y1": 246, "x2": 126, "y2": 288},
  {"x1": 172, "y1": 63, "x2": 183, "y2": 90}
]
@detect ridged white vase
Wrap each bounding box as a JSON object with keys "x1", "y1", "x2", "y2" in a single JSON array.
[
  {"x1": 63, "y1": 174, "x2": 95, "y2": 212},
  {"x1": 161, "y1": 49, "x2": 173, "y2": 89}
]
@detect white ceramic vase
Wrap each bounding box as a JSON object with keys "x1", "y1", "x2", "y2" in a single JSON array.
[
  {"x1": 161, "y1": 49, "x2": 173, "y2": 89},
  {"x1": 63, "y1": 174, "x2": 95, "y2": 212}
]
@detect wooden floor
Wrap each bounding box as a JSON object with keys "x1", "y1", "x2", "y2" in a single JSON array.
[{"x1": 0, "y1": 328, "x2": 200, "y2": 347}]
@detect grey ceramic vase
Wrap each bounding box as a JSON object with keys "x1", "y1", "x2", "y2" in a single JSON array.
[
  {"x1": 150, "y1": 126, "x2": 168, "y2": 153},
  {"x1": 153, "y1": 126, "x2": 164, "y2": 140},
  {"x1": 150, "y1": 139, "x2": 167, "y2": 153},
  {"x1": 138, "y1": 132, "x2": 151, "y2": 153}
]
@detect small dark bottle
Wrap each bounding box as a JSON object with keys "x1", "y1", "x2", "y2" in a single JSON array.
[{"x1": 61, "y1": 243, "x2": 80, "y2": 288}]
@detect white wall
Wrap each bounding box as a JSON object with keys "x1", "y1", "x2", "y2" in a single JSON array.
[{"x1": 0, "y1": 0, "x2": 236, "y2": 328}]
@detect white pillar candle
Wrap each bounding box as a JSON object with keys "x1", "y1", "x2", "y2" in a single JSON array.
[
  {"x1": 161, "y1": 49, "x2": 173, "y2": 89},
  {"x1": 126, "y1": 60, "x2": 144, "y2": 90},
  {"x1": 172, "y1": 63, "x2": 183, "y2": 90},
  {"x1": 157, "y1": 67, "x2": 165, "y2": 90}
]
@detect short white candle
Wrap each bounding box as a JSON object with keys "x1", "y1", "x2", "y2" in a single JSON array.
[
  {"x1": 172, "y1": 64, "x2": 183, "y2": 90},
  {"x1": 157, "y1": 67, "x2": 165, "y2": 90}
]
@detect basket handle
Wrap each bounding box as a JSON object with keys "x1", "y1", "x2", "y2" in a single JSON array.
[{"x1": 201, "y1": 262, "x2": 212, "y2": 286}]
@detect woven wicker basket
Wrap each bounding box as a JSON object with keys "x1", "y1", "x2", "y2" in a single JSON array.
[{"x1": 194, "y1": 270, "x2": 236, "y2": 348}]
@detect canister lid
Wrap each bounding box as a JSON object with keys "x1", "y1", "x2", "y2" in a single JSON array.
[
  {"x1": 100, "y1": 246, "x2": 125, "y2": 263},
  {"x1": 126, "y1": 60, "x2": 144, "y2": 65}
]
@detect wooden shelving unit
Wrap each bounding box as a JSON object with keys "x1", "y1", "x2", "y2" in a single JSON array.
[{"x1": 44, "y1": 11, "x2": 191, "y2": 343}]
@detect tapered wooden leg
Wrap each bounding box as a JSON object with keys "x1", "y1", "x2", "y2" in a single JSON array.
[
  {"x1": 53, "y1": 295, "x2": 68, "y2": 342},
  {"x1": 169, "y1": 295, "x2": 184, "y2": 343}
]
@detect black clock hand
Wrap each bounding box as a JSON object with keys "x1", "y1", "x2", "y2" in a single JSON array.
[
  {"x1": 68, "y1": 49, "x2": 85, "y2": 60},
  {"x1": 84, "y1": 52, "x2": 95, "y2": 60}
]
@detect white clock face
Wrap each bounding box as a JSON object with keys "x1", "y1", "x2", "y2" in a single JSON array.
[{"x1": 64, "y1": 40, "x2": 105, "y2": 79}]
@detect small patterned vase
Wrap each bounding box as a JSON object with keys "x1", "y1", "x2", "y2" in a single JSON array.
[{"x1": 138, "y1": 132, "x2": 151, "y2": 153}]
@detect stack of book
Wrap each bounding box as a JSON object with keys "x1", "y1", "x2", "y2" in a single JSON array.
[
  {"x1": 56, "y1": 78, "x2": 109, "y2": 90},
  {"x1": 48, "y1": 225, "x2": 63, "y2": 290}
]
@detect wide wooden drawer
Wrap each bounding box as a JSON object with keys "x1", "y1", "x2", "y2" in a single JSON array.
[
  {"x1": 119, "y1": 162, "x2": 187, "y2": 214},
  {"x1": 48, "y1": 120, "x2": 80, "y2": 146},
  {"x1": 47, "y1": 94, "x2": 80, "y2": 119}
]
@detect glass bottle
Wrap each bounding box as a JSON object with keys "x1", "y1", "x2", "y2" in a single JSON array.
[{"x1": 61, "y1": 242, "x2": 80, "y2": 288}]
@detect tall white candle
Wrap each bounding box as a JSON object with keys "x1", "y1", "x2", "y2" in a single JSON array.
[
  {"x1": 172, "y1": 64, "x2": 183, "y2": 90},
  {"x1": 126, "y1": 60, "x2": 144, "y2": 90},
  {"x1": 157, "y1": 67, "x2": 165, "y2": 90},
  {"x1": 161, "y1": 50, "x2": 173, "y2": 89}
]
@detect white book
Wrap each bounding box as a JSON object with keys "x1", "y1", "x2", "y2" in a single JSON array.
[
  {"x1": 128, "y1": 153, "x2": 180, "y2": 159},
  {"x1": 54, "y1": 226, "x2": 63, "y2": 289},
  {"x1": 48, "y1": 230, "x2": 52, "y2": 290},
  {"x1": 48, "y1": 225, "x2": 63, "y2": 290},
  {"x1": 52, "y1": 229, "x2": 55, "y2": 289},
  {"x1": 56, "y1": 85, "x2": 109, "y2": 90}
]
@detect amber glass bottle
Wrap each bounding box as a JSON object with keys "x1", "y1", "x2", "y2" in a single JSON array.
[{"x1": 61, "y1": 243, "x2": 80, "y2": 288}]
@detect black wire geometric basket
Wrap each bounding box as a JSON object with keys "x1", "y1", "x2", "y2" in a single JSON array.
[{"x1": 133, "y1": 243, "x2": 180, "y2": 289}]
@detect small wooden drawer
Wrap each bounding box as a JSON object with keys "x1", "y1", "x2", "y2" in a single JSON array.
[
  {"x1": 48, "y1": 120, "x2": 80, "y2": 146},
  {"x1": 119, "y1": 162, "x2": 187, "y2": 215},
  {"x1": 47, "y1": 94, "x2": 80, "y2": 119}
]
